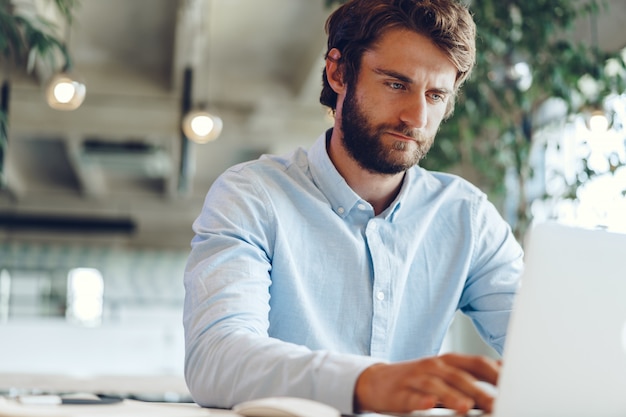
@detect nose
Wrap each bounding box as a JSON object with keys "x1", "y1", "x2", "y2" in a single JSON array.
[{"x1": 399, "y1": 95, "x2": 428, "y2": 129}]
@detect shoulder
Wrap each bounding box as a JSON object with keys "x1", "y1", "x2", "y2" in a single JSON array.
[
  {"x1": 205, "y1": 147, "x2": 319, "y2": 212},
  {"x1": 226, "y1": 147, "x2": 308, "y2": 179},
  {"x1": 212, "y1": 147, "x2": 310, "y2": 190}
]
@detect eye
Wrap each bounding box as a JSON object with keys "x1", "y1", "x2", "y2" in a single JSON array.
[
  {"x1": 387, "y1": 81, "x2": 406, "y2": 91},
  {"x1": 428, "y1": 92, "x2": 446, "y2": 103}
]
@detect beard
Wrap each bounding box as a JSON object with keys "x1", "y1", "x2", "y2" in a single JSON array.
[{"x1": 340, "y1": 86, "x2": 435, "y2": 175}]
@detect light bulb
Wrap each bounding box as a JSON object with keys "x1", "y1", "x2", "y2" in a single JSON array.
[
  {"x1": 45, "y1": 72, "x2": 86, "y2": 111},
  {"x1": 190, "y1": 114, "x2": 214, "y2": 137},
  {"x1": 53, "y1": 81, "x2": 76, "y2": 103},
  {"x1": 182, "y1": 110, "x2": 223, "y2": 143},
  {"x1": 588, "y1": 110, "x2": 609, "y2": 133}
]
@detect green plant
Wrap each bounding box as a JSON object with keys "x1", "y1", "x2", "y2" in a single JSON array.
[
  {"x1": 325, "y1": 0, "x2": 626, "y2": 238},
  {"x1": 0, "y1": 0, "x2": 79, "y2": 186},
  {"x1": 438, "y1": 1, "x2": 626, "y2": 237}
]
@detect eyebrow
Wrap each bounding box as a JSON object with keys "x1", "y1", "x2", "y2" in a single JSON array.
[{"x1": 372, "y1": 67, "x2": 453, "y2": 95}]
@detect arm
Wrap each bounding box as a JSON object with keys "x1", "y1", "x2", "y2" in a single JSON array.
[
  {"x1": 460, "y1": 194, "x2": 524, "y2": 355},
  {"x1": 183, "y1": 167, "x2": 379, "y2": 414}
]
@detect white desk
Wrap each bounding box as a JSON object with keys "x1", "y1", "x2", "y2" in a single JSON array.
[
  {"x1": 0, "y1": 372, "x2": 207, "y2": 416},
  {"x1": 0, "y1": 373, "x2": 190, "y2": 401},
  {"x1": 0, "y1": 398, "x2": 238, "y2": 417}
]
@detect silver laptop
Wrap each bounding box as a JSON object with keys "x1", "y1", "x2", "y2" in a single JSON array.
[
  {"x1": 402, "y1": 222, "x2": 626, "y2": 417},
  {"x1": 492, "y1": 221, "x2": 626, "y2": 417}
]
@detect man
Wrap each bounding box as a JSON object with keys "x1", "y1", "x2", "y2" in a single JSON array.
[{"x1": 183, "y1": 0, "x2": 524, "y2": 415}]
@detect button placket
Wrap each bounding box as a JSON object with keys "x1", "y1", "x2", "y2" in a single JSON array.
[{"x1": 366, "y1": 218, "x2": 389, "y2": 357}]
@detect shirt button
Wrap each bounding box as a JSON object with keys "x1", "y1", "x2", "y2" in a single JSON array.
[
  {"x1": 337, "y1": 207, "x2": 345, "y2": 215},
  {"x1": 357, "y1": 203, "x2": 367, "y2": 211},
  {"x1": 369, "y1": 222, "x2": 377, "y2": 230},
  {"x1": 376, "y1": 291, "x2": 385, "y2": 301}
]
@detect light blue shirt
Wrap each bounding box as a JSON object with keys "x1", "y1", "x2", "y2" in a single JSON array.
[{"x1": 183, "y1": 131, "x2": 524, "y2": 414}]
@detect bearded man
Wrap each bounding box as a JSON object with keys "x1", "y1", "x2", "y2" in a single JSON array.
[{"x1": 183, "y1": 0, "x2": 523, "y2": 415}]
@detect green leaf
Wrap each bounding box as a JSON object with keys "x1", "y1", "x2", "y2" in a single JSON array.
[
  {"x1": 53, "y1": 0, "x2": 80, "y2": 25},
  {"x1": 0, "y1": 0, "x2": 80, "y2": 184}
]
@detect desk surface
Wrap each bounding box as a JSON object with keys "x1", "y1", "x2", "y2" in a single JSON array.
[
  {"x1": 0, "y1": 398, "x2": 235, "y2": 417},
  {"x1": 0, "y1": 373, "x2": 190, "y2": 398},
  {"x1": 0, "y1": 399, "x2": 487, "y2": 417},
  {"x1": 0, "y1": 374, "x2": 489, "y2": 417}
]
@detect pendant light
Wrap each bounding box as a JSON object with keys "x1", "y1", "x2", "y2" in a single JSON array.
[
  {"x1": 45, "y1": 29, "x2": 85, "y2": 111},
  {"x1": 180, "y1": 0, "x2": 222, "y2": 144},
  {"x1": 182, "y1": 108, "x2": 223, "y2": 143},
  {"x1": 45, "y1": 71, "x2": 86, "y2": 110}
]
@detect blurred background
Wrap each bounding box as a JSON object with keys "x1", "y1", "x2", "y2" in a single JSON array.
[{"x1": 0, "y1": 0, "x2": 625, "y2": 400}]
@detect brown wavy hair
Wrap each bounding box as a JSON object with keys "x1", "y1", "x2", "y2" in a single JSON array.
[{"x1": 320, "y1": 0, "x2": 476, "y2": 118}]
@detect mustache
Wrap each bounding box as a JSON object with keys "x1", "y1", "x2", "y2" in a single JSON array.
[{"x1": 383, "y1": 123, "x2": 424, "y2": 141}]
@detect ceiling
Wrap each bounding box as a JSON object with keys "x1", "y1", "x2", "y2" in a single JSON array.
[{"x1": 1, "y1": 0, "x2": 625, "y2": 249}]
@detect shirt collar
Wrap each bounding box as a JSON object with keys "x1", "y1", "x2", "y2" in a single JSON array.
[
  {"x1": 384, "y1": 167, "x2": 413, "y2": 220},
  {"x1": 308, "y1": 130, "x2": 361, "y2": 218},
  {"x1": 308, "y1": 129, "x2": 412, "y2": 221}
]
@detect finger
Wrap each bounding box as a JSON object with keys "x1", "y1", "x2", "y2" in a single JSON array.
[
  {"x1": 410, "y1": 374, "x2": 475, "y2": 413},
  {"x1": 448, "y1": 363, "x2": 498, "y2": 411},
  {"x1": 439, "y1": 353, "x2": 501, "y2": 384},
  {"x1": 471, "y1": 381, "x2": 498, "y2": 411},
  {"x1": 400, "y1": 392, "x2": 439, "y2": 412},
  {"x1": 422, "y1": 357, "x2": 496, "y2": 412}
]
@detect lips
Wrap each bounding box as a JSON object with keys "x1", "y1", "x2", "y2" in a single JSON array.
[{"x1": 387, "y1": 131, "x2": 418, "y2": 142}]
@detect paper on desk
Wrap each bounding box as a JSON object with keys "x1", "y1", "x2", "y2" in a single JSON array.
[{"x1": 0, "y1": 398, "x2": 221, "y2": 417}]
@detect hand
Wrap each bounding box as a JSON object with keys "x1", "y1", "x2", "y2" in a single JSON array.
[{"x1": 353, "y1": 353, "x2": 500, "y2": 415}]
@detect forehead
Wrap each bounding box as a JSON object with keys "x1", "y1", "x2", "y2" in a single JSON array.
[{"x1": 361, "y1": 28, "x2": 457, "y2": 88}]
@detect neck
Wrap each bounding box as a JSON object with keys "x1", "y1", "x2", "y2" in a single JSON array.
[{"x1": 327, "y1": 130, "x2": 405, "y2": 215}]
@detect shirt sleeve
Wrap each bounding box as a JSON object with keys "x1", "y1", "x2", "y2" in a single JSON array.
[
  {"x1": 459, "y1": 193, "x2": 525, "y2": 355},
  {"x1": 182, "y1": 167, "x2": 380, "y2": 415}
]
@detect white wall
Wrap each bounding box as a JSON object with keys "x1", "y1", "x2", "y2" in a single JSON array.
[{"x1": 0, "y1": 314, "x2": 184, "y2": 377}]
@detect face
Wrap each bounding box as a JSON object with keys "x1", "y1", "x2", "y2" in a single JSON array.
[{"x1": 337, "y1": 29, "x2": 457, "y2": 174}]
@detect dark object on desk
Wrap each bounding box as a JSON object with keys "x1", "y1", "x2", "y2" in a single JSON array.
[
  {"x1": 61, "y1": 394, "x2": 123, "y2": 405},
  {"x1": 17, "y1": 394, "x2": 123, "y2": 405}
]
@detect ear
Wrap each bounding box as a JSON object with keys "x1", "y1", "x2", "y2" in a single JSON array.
[{"x1": 325, "y1": 48, "x2": 346, "y2": 94}]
